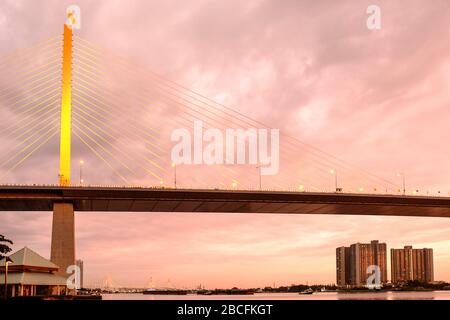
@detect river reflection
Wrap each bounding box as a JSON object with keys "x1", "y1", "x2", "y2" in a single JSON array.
[{"x1": 102, "y1": 291, "x2": 449, "y2": 300}]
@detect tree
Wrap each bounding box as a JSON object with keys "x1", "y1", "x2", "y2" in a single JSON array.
[{"x1": 0, "y1": 234, "x2": 13, "y2": 259}]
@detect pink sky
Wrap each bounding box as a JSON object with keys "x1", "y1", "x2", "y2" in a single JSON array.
[{"x1": 1, "y1": 0, "x2": 450, "y2": 288}]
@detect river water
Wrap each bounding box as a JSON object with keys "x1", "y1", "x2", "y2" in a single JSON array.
[{"x1": 102, "y1": 291, "x2": 450, "y2": 300}]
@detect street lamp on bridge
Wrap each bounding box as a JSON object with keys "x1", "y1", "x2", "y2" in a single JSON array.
[
  {"x1": 79, "y1": 160, "x2": 84, "y2": 186},
  {"x1": 330, "y1": 169, "x2": 340, "y2": 192},
  {"x1": 397, "y1": 172, "x2": 406, "y2": 196},
  {"x1": 171, "y1": 163, "x2": 177, "y2": 189},
  {"x1": 256, "y1": 165, "x2": 262, "y2": 190}
]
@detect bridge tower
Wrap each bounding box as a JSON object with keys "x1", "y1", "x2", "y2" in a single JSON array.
[
  {"x1": 58, "y1": 23, "x2": 73, "y2": 186},
  {"x1": 51, "y1": 7, "x2": 80, "y2": 283}
]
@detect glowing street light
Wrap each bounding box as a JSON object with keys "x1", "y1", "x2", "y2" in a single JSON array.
[
  {"x1": 330, "y1": 169, "x2": 339, "y2": 192},
  {"x1": 171, "y1": 163, "x2": 177, "y2": 188},
  {"x1": 256, "y1": 166, "x2": 262, "y2": 190},
  {"x1": 79, "y1": 160, "x2": 84, "y2": 186},
  {"x1": 397, "y1": 173, "x2": 406, "y2": 196}
]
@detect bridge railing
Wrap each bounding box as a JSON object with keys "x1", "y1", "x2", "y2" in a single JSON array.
[{"x1": 0, "y1": 183, "x2": 448, "y2": 198}]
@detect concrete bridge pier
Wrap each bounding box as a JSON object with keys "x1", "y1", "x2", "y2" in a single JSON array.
[{"x1": 50, "y1": 203, "x2": 75, "y2": 280}]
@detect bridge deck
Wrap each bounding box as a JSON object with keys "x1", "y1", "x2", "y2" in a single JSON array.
[{"x1": 0, "y1": 186, "x2": 449, "y2": 217}]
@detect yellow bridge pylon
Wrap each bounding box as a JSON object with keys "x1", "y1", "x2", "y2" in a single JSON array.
[{"x1": 59, "y1": 23, "x2": 73, "y2": 186}]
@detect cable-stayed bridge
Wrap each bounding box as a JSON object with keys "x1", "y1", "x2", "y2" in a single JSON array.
[
  {"x1": 0, "y1": 27, "x2": 417, "y2": 193},
  {"x1": 0, "y1": 19, "x2": 449, "y2": 279}
]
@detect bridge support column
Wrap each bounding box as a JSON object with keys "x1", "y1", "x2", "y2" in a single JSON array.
[{"x1": 51, "y1": 203, "x2": 75, "y2": 280}]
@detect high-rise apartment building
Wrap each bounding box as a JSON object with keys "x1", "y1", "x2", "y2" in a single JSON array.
[
  {"x1": 76, "y1": 259, "x2": 84, "y2": 289},
  {"x1": 336, "y1": 240, "x2": 387, "y2": 287},
  {"x1": 336, "y1": 246, "x2": 350, "y2": 287},
  {"x1": 391, "y1": 246, "x2": 434, "y2": 283}
]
